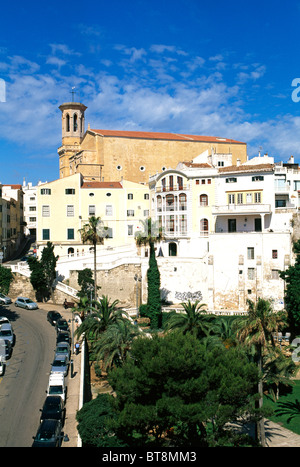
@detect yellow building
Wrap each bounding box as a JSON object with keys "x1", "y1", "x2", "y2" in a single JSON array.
[
  {"x1": 36, "y1": 173, "x2": 150, "y2": 258},
  {"x1": 57, "y1": 102, "x2": 248, "y2": 183}
]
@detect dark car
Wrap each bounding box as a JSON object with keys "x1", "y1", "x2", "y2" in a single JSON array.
[
  {"x1": 47, "y1": 311, "x2": 62, "y2": 326},
  {"x1": 40, "y1": 396, "x2": 65, "y2": 424},
  {"x1": 32, "y1": 419, "x2": 62, "y2": 447},
  {"x1": 55, "y1": 318, "x2": 69, "y2": 333},
  {"x1": 56, "y1": 331, "x2": 71, "y2": 346}
]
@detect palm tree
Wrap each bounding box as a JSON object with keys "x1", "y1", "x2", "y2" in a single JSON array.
[
  {"x1": 93, "y1": 320, "x2": 142, "y2": 370},
  {"x1": 165, "y1": 300, "x2": 212, "y2": 338},
  {"x1": 79, "y1": 216, "x2": 106, "y2": 300},
  {"x1": 75, "y1": 295, "x2": 127, "y2": 341},
  {"x1": 234, "y1": 298, "x2": 287, "y2": 447}
]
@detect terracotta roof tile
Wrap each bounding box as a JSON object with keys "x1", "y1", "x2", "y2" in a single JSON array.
[
  {"x1": 81, "y1": 181, "x2": 122, "y2": 189},
  {"x1": 219, "y1": 164, "x2": 274, "y2": 173},
  {"x1": 90, "y1": 129, "x2": 245, "y2": 144}
]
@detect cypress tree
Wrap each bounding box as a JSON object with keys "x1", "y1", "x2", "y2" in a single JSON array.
[{"x1": 147, "y1": 242, "x2": 162, "y2": 329}]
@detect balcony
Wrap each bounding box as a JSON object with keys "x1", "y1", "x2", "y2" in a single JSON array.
[
  {"x1": 212, "y1": 204, "x2": 271, "y2": 215},
  {"x1": 155, "y1": 184, "x2": 189, "y2": 193}
]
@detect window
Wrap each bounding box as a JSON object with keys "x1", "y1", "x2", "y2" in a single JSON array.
[
  {"x1": 228, "y1": 219, "x2": 236, "y2": 232},
  {"x1": 218, "y1": 161, "x2": 224, "y2": 167},
  {"x1": 66, "y1": 114, "x2": 70, "y2": 132},
  {"x1": 247, "y1": 247, "x2": 255, "y2": 259},
  {"x1": 89, "y1": 205, "x2": 96, "y2": 216},
  {"x1": 237, "y1": 193, "x2": 243, "y2": 204},
  {"x1": 246, "y1": 193, "x2": 252, "y2": 204},
  {"x1": 128, "y1": 193, "x2": 133, "y2": 200},
  {"x1": 29, "y1": 206, "x2": 36, "y2": 211},
  {"x1": 271, "y1": 269, "x2": 279, "y2": 280},
  {"x1": 127, "y1": 210, "x2": 134, "y2": 217},
  {"x1": 128, "y1": 225, "x2": 134, "y2": 236},
  {"x1": 42, "y1": 205, "x2": 50, "y2": 217},
  {"x1": 272, "y1": 249, "x2": 278, "y2": 259},
  {"x1": 254, "y1": 192, "x2": 261, "y2": 203},
  {"x1": 67, "y1": 205, "x2": 74, "y2": 217},
  {"x1": 226, "y1": 177, "x2": 237, "y2": 183},
  {"x1": 247, "y1": 268, "x2": 255, "y2": 280},
  {"x1": 42, "y1": 229, "x2": 50, "y2": 240},
  {"x1": 144, "y1": 193, "x2": 149, "y2": 200},
  {"x1": 228, "y1": 194, "x2": 235, "y2": 204},
  {"x1": 275, "y1": 199, "x2": 286, "y2": 208},
  {"x1": 169, "y1": 242, "x2": 177, "y2": 256},
  {"x1": 106, "y1": 205, "x2": 113, "y2": 216},
  {"x1": 179, "y1": 193, "x2": 187, "y2": 210},
  {"x1": 65, "y1": 188, "x2": 75, "y2": 195},
  {"x1": 252, "y1": 175, "x2": 264, "y2": 181},
  {"x1": 200, "y1": 194, "x2": 208, "y2": 206},
  {"x1": 67, "y1": 228, "x2": 74, "y2": 240},
  {"x1": 29, "y1": 217, "x2": 36, "y2": 222},
  {"x1": 200, "y1": 218, "x2": 209, "y2": 234},
  {"x1": 73, "y1": 114, "x2": 78, "y2": 132}
]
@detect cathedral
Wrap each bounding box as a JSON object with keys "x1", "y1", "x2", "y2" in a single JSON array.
[{"x1": 57, "y1": 101, "x2": 248, "y2": 184}]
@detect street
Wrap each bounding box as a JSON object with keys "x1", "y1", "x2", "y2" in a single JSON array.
[{"x1": 0, "y1": 303, "x2": 56, "y2": 447}]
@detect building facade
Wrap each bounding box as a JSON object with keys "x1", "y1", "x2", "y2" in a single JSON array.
[{"x1": 57, "y1": 101, "x2": 248, "y2": 183}]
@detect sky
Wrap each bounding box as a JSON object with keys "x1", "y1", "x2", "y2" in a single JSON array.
[{"x1": 1, "y1": 0, "x2": 300, "y2": 185}]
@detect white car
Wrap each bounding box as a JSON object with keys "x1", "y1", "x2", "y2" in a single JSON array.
[
  {"x1": 0, "y1": 356, "x2": 5, "y2": 376},
  {"x1": 0, "y1": 293, "x2": 12, "y2": 305},
  {"x1": 15, "y1": 297, "x2": 38, "y2": 310}
]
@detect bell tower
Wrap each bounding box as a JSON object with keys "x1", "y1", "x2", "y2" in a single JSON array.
[{"x1": 58, "y1": 99, "x2": 87, "y2": 178}]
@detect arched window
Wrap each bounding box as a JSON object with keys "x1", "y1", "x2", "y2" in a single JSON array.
[
  {"x1": 157, "y1": 195, "x2": 162, "y2": 212},
  {"x1": 169, "y1": 242, "x2": 177, "y2": 256},
  {"x1": 179, "y1": 193, "x2": 186, "y2": 211},
  {"x1": 73, "y1": 114, "x2": 78, "y2": 132},
  {"x1": 177, "y1": 176, "x2": 183, "y2": 190},
  {"x1": 66, "y1": 114, "x2": 70, "y2": 132},
  {"x1": 200, "y1": 194, "x2": 208, "y2": 206},
  {"x1": 200, "y1": 218, "x2": 209, "y2": 236},
  {"x1": 68, "y1": 247, "x2": 74, "y2": 256},
  {"x1": 166, "y1": 194, "x2": 175, "y2": 211}
]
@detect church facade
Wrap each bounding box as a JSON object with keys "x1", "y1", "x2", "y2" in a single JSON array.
[{"x1": 57, "y1": 101, "x2": 248, "y2": 183}]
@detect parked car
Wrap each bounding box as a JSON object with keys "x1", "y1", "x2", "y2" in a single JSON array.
[
  {"x1": 0, "y1": 293, "x2": 12, "y2": 305},
  {"x1": 51, "y1": 356, "x2": 68, "y2": 376},
  {"x1": 47, "y1": 311, "x2": 62, "y2": 326},
  {"x1": 0, "y1": 356, "x2": 5, "y2": 376},
  {"x1": 40, "y1": 396, "x2": 65, "y2": 424},
  {"x1": 46, "y1": 374, "x2": 66, "y2": 403},
  {"x1": 56, "y1": 331, "x2": 71, "y2": 346},
  {"x1": 0, "y1": 317, "x2": 9, "y2": 325},
  {"x1": 0, "y1": 323, "x2": 15, "y2": 346},
  {"x1": 55, "y1": 318, "x2": 69, "y2": 333},
  {"x1": 32, "y1": 419, "x2": 62, "y2": 447},
  {"x1": 55, "y1": 342, "x2": 71, "y2": 357},
  {"x1": 15, "y1": 297, "x2": 38, "y2": 310},
  {"x1": 0, "y1": 339, "x2": 12, "y2": 359}
]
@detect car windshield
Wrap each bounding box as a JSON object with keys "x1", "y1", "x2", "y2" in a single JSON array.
[
  {"x1": 53, "y1": 360, "x2": 66, "y2": 366},
  {"x1": 36, "y1": 430, "x2": 55, "y2": 441},
  {"x1": 0, "y1": 330, "x2": 12, "y2": 336},
  {"x1": 56, "y1": 347, "x2": 68, "y2": 353},
  {"x1": 25, "y1": 299, "x2": 34, "y2": 303},
  {"x1": 49, "y1": 386, "x2": 63, "y2": 394}
]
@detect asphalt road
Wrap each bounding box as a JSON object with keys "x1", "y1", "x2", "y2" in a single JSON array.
[{"x1": 0, "y1": 303, "x2": 56, "y2": 447}]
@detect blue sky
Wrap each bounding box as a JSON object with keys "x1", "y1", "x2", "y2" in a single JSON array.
[{"x1": 1, "y1": 0, "x2": 300, "y2": 185}]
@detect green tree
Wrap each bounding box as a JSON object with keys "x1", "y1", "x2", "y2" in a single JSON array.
[
  {"x1": 76, "y1": 394, "x2": 126, "y2": 447},
  {"x1": 79, "y1": 216, "x2": 106, "y2": 300},
  {"x1": 164, "y1": 300, "x2": 212, "y2": 338},
  {"x1": 280, "y1": 239, "x2": 300, "y2": 335},
  {"x1": 27, "y1": 256, "x2": 48, "y2": 301},
  {"x1": 41, "y1": 241, "x2": 58, "y2": 301},
  {"x1": 0, "y1": 264, "x2": 14, "y2": 295},
  {"x1": 93, "y1": 319, "x2": 142, "y2": 371},
  {"x1": 135, "y1": 218, "x2": 163, "y2": 329},
  {"x1": 234, "y1": 298, "x2": 287, "y2": 447},
  {"x1": 107, "y1": 332, "x2": 259, "y2": 447},
  {"x1": 77, "y1": 268, "x2": 94, "y2": 300},
  {"x1": 75, "y1": 295, "x2": 127, "y2": 341}
]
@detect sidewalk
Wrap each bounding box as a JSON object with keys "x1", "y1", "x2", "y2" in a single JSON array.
[{"x1": 38, "y1": 302, "x2": 82, "y2": 447}]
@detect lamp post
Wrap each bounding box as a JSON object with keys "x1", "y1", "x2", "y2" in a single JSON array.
[{"x1": 134, "y1": 274, "x2": 141, "y2": 320}]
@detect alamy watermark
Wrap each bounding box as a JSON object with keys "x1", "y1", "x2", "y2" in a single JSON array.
[
  {"x1": 291, "y1": 338, "x2": 300, "y2": 362},
  {"x1": 291, "y1": 78, "x2": 300, "y2": 102},
  {"x1": 0, "y1": 79, "x2": 6, "y2": 102}
]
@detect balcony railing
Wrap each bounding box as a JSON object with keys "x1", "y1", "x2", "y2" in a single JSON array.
[
  {"x1": 156, "y1": 185, "x2": 189, "y2": 193},
  {"x1": 212, "y1": 204, "x2": 271, "y2": 215}
]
